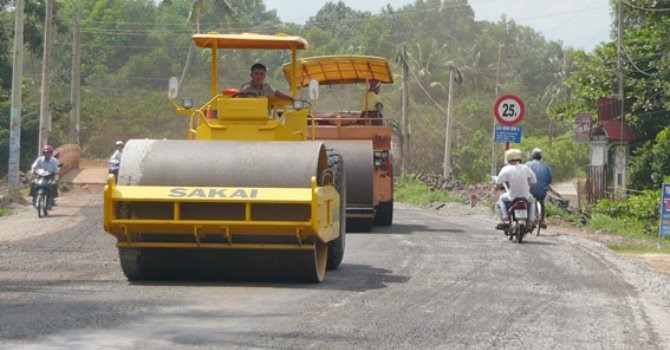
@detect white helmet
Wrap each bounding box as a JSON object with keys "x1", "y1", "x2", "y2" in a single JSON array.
[
  {"x1": 115, "y1": 140, "x2": 124, "y2": 147},
  {"x1": 531, "y1": 147, "x2": 543, "y2": 160},
  {"x1": 505, "y1": 148, "x2": 522, "y2": 163}
]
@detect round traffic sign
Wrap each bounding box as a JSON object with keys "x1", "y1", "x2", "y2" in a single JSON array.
[{"x1": 494, "y1": 94, "x2": 525, "y2": 125}]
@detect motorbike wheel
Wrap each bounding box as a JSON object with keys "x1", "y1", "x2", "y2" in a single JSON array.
[
  {"x1": 36, "y1": 193, "x2": 48, "y2": 218},
  {"x1": 515, "y1": 224, "x2": 525, "y2": 243}
]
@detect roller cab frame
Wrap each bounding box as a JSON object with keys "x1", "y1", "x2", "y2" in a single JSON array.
[
  {"x1": 103, "y1": 33, "x2": 346, "y2": 282},
  {"x1": 282, "y1": 55, "x2": 394, "y2": 228}
]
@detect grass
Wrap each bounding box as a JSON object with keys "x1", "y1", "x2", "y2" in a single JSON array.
[
  {"x1": 609, "y1": 244, "x2": 670, "y2": 254},
  {"x1": 0, "y1": 207, "x2": 8, "y2": 217},
  {"x1": 589, "y1": 214, "x2": 670, "y2": 253},
  {"x1": 395, "y1": 175, "x2": 463, "y2": 206}
]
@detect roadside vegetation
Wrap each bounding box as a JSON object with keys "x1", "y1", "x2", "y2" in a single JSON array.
[
  {"x1": 588, "y1": 189, "x2": 670, "y2": 253},
  {"x1": 394, "y1": 175, "x2": 463, "y2": 206}
]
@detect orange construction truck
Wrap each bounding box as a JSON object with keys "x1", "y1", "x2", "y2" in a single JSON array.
[{"x1": 282, "y1": 55, "x2": 394, "y2": 231}]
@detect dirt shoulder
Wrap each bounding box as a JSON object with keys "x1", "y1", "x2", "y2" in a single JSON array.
[
  {"x1": 0, "y1": 184, "x2": 103, "y2": 243},
  {"x1": 547, "y1": 220, "x2": 670, "y2": 276}
]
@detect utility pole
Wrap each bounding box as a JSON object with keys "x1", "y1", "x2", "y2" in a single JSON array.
[
  {"x1": 39, "y1": 0, "x2": 54, "y2": 153},
  {"x1": 70, "y1": 16, "x2": 81, "y2": 144},
  {"x1": 615, "y1": 0, "x2": 627, "y2": 195},
  {"x1": 617, "y1": 0, "x2": 624, "y2": 140},
  {"x1": 490, "y1": 43, "x2": 504, "y2": 176},
  {"x1": 400, "y1": 45, "x2": 410, "y2": 175},
  {"x1": 443, "y1": 67, "x2": 455, "y2": 178},
  {"x1": 8, "y1": 0, "x2": 26, "y2": 196}
]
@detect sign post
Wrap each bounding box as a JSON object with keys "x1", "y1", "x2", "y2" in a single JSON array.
[
  {"x1": 659, "y1": 183, "x2": 670, "y2": 237},
  {"x1": 493, "y1": 94, "x2": 525, "y2": 150}
]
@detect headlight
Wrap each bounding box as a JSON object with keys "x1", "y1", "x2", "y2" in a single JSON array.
[
  {"x1": 374, "y1": 150, "x2": 382, "y2": 158},
  {"x1": 181, "y1": 99, "x2": 193, "y2": 109},
  {"x1": 292, "y1": 99, "x2": 311, "y2": 111},
  {"x1": 293, "y1": 100, "x2": 305, "y2": 110},
  {"x1": 374, "y1": 159, "x2": 383, "y2": 168}
]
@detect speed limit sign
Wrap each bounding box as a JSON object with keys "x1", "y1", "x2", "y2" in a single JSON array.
[{"x1": 494, "y1": 94, "x2": 525, "y2": 125}]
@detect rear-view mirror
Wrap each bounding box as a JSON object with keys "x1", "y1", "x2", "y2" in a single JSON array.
[
  {"x1": 168, "y1": 77, "x2": 179, "y2": 99},
  {"x1": 308, "y1": 79, "x2": 319, "y2": 101}
]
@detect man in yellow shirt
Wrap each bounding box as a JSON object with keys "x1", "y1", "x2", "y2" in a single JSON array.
[{"x1": 360, "y1": 80, "x2": 383, "y2": 118}]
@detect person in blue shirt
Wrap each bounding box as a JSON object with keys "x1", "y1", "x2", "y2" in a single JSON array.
[{"x1": 526, "y1": 148, "x2": 553, "y2": 229}]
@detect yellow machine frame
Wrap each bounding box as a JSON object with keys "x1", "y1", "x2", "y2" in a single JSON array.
[{"x1": 103, "y1": 33, "x2": 342, "y2": 254}]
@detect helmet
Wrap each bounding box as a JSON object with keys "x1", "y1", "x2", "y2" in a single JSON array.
[
  {"x1": 505, "y1": 148, "x2": 522, "y2": 163},
  {"x1": 115, "y1": 140, "x2": 124, "y2": 147},
  {"x1": 369, "y1": 80, "x2": 381, "y2": 90},
  {"x1": 531, "y1": 147, "x2": 543, "y2": 160},
  {"x1": 42, "y1": 145, "x2": 54, "y2": 154}
]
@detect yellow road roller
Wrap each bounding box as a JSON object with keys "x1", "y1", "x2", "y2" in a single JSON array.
[{"x1": 103, "y1": 33, "x2": 346, "y2": 282}]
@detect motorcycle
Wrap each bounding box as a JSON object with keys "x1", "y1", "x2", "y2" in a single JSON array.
[
  {"x1": 109, "y1": 158, "x2": 120, "y2": 182},
  {"x1": 503, "y1": 198, "x2": 531, "y2": 243},
  {"x1": 492, "y1": 176, "x2": 532, "y2": 243},
  {"x1": 32, "y1": 168, "x2": 56, "y2": 218}
]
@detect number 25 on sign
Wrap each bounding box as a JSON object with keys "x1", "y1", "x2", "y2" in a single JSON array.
[{"x1": 494, "y1": 94, "x2": 525, "y2": 126}]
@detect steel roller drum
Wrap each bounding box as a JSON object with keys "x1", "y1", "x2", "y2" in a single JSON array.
[
  {"x1": 115, "y1": 139, "x2": 332, "y2": 282},
  {"x1": 119, "y1": 139, "x2": 327, "y2": 188},
  {"x1": 320, "y1": 140, "x2": 374, "y2": 231},
  {"x1": 320, "y1": 140, "x2": 373, "y2": 205}
]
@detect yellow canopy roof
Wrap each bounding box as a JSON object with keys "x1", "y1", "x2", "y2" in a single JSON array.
[
  {"x1": 281, "y1": 55, "x2": 393, "y2": 87},
  {"x1": 192, "y1": 32, "x2": 308, "y2": 50}
]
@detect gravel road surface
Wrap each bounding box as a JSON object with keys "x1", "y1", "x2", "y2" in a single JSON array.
[{"x1": 0, "y1": 190, "x2": 668, "y2": 349}]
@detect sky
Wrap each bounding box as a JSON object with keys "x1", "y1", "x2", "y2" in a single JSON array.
[{"x1": 264, "y1": 0, "x2": 612, "y2": 52}]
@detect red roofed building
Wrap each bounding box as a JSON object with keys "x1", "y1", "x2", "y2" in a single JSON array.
[
  {"x1": 593, "y1": 118, "x2": 634, "y2": 142},
  {"x1": 578, "y1": 97, "x2": 635, "y2": 202}
]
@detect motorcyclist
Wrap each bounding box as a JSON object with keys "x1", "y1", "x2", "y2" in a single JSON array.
[
  {"x1": 526, "y1": 148, "x2": 553, "y2": 229},
  {"x1": 108, "y1": 140, "x2": 124, "y2": 180},
  {"x1": 495, "y1": 148, "x2": 537, "y2": 230},
  {"x1": 30, "y1": 145, "x2": 61, "y2": 208}
]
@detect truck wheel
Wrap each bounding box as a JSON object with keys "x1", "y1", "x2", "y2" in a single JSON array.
[
  {"x1": 326, "y1": 148, "x2": 346, "y2": 270},
  {"x1": 374, "y1": 200, "x2": 393, "y2": 226}
]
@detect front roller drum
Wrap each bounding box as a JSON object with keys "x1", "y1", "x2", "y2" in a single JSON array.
[
  {"x1": 119, "y1": 241, "x2": 328, "y2": 282},
  {"x1": 114, "y1": 139, "x2": 346, "y2": 282}
]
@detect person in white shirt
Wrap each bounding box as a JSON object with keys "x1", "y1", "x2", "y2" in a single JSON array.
[
  {"x1": 31, "y1": 144, "x2": 61, "y2": 174},
  {"x1": 108, "y1": 140, "x2": 124, "y2": 181},
  {"x1": 495, "y1": 148, "x2": 537, "y2": 230},
  {"x1": 109, "y1": 141, "x2": 123, "y2": 162},
  {"x1": 30, "y1": 145, "x2": 61, "y2": 207}
]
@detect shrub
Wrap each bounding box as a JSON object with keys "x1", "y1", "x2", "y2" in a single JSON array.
[{"x1": 592, "y1": 189, "x2": 661, "y2": 235}]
